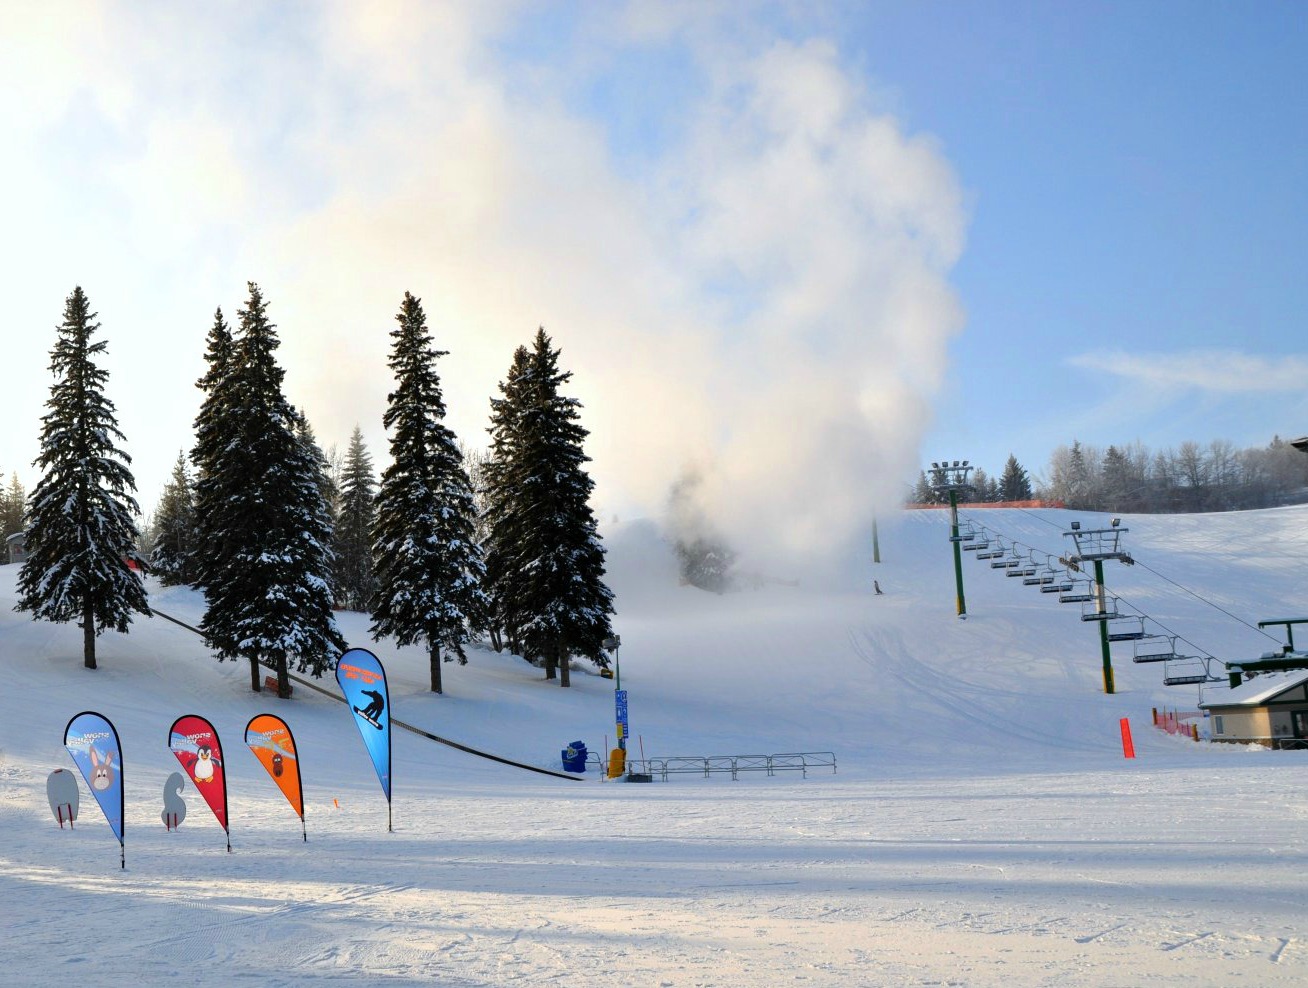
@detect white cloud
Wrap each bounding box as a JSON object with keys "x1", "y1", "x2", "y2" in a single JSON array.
[{"x1": 1072, "y1": 350, "x2": 1308, "y2": 394}]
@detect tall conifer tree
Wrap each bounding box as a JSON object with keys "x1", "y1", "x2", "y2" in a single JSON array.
[
  {"x1": 371, "y1": 292, "x2": 487, "y2": 694},
  {"x1": 151, "y1": 451, "x2": 197, "y2": 586},
  {"x1": 0, "y1": 472, "x2": 25, "y2": 544},
  {"x1": 199, "y1": 283, "x2": 345, "y2": 695},
  {"x1": 190, "y1": 307, "x2": 238, "y2": 591},
  {"x1": 16, "y1": 287, "x2": 149, "y2": 669},
  {"x1": 481, "y1": 345, "x2": 533, "y2": 654},
  {"x1": 483, "y1": 328, "x2": 614, "y2": 686},
  {"x1": 335, "y1": 425, "x2": 378, "y2": 611},
  {"x1": 999, "y1": 454, "x2": 1033, "y2": 502}
]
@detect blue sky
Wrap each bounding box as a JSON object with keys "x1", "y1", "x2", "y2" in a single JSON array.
[
  {"x1": 1, "y1": 2, "x2": 1305, "y2": 559},
  {"x1": 841, "y1": 2, "x2": 1308, "y2": 478}
]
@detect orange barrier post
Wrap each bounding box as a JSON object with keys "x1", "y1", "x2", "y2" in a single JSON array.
[{"x1": 1120, "y1": 718, "x2": 1136, "y2": 759}]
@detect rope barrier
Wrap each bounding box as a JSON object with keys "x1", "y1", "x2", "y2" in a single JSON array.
[{"x1": 149, "y1": 607, "x2": 583, "y2": 782}]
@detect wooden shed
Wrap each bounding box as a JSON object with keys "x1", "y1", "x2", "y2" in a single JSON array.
[
  {"x1": 5, "y1": 531, "x2": 25, "y2": 565},
  {"x1": 1201, "y1": 670, "x2": 1308, "y2": 749}
]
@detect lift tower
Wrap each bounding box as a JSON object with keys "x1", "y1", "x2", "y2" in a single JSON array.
[
  {"x1": 1064, "y1": 519, "x2": 1134, "y2": 694},
  {"x1": 931, "y1": 461, "x2": 974, "y2": 619}
]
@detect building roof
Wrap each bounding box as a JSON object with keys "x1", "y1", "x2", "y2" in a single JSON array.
[
  {"x1": 1200, "y1": 667, "x2": 1308, "y2": 709},
  {"x1": 4, "y1": 531, "x2": 24, "y2": 545}
]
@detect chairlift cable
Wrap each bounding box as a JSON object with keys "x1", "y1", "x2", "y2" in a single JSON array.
[
  {"x1": 956, "y1": 511, "x2": 1219, "y2": 661},
  {"x1": 1129, "y1": 558, "x2": 1284, "y2": 645}
]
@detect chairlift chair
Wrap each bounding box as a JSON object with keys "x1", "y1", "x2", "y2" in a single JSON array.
[
  {"x1": 1059, "y1": 581, "x2": 1095, "y2": 603},
  {"x1": 1106, "y1": 617, "x2": 1147, "y2": 642},
  {"x1": 1133, "y1": 636, "x2": 1179, "y2": 663},
  {"x1": 1080, "y1": 596, "x2": 1121, "y2": 621},
  {"x1": 1162, "y1": 656, "x2": 1222, "y2": 687}
]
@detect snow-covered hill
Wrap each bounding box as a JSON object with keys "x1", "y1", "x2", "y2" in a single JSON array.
[{"x1": 1, "y1": 506, "x2": 1306, "y2": 986}]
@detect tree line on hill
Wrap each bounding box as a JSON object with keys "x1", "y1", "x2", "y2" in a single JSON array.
[
  {"x1": 14, "y1": 284, "x2": 614, "y2": 694},
  {"x1": 910, "y1": 437, "x2": 1308, "y2": 513}
]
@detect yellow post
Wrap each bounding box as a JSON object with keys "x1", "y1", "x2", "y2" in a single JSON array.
[{"x1": 608, "y1": 747, "x2": 626, "y2": 779}]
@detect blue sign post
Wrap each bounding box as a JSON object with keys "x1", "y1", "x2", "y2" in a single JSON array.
[{"x1": 615, "y1": 689, "x2": 629, "y2": 751}]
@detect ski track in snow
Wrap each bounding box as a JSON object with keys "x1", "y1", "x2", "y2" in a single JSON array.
[{"x1": 2, "y1": 507, "x2": 1308, "y2": 985}]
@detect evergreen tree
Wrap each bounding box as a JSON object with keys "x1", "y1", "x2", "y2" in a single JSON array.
[
  {"x1": 998, "y1": 454, "x2": 1033, "y2": 502},
  {"x1": 481, "y1": 345, "x2": 534, "y2": 654},
  {"x1": 371, "y1": 292, "x2": 487, "y2": 694},
  {"x1": 1101, "y1": 445, "x2": 1132, "y2": 512},
  {"x1": 482, "y1": 328, "x2": 614, "y2": 687},
  {"x1": 335, "y1": 425, "x2": 378, "y2": 611},
  {"x1": 190, "y1": 308, "x2": 239, "y2": 591},
  {"x1": 151, "y1": 451, "x2": 197, "y2": 586},
  {"x1": 909, "y1": 470, "x2": 934, "y2": 505},
  {"x1": 1066, "y1": 440, "x2": 1092, "y2": 508},
  {"x1": 199, "y1": 283, "x2": 345, "y2": 696},
  {"x1": 16, "y1": 287, "x2": 149, "y2": 669},
  {"x1": 0, "y1": 472, "x2": 26, "y2": 543},
  {"x1": 293, "y1": 408, "x2": 340, "y2": 604},
  {"x1": 667, "y1": 470, "x2": 735, "y2": 593}
]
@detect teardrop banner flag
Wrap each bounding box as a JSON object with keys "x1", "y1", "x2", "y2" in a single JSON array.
[
  {"x1": 244, "y1": 714, "x2": 306, "y2": 842},
  {"x1": 335, "y1": 647, "x2": 392, "y2": 832},
  {"x1": 63, "y1": 711, "x2": 126, "y2": 869},
  {"x1": 168, "y1": 715, "x2": 231, "y2": 851}
]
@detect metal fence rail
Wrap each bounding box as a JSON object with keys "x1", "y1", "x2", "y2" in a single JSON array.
[{"x1": 620, "y1": 751, "x2": 837, "y2": 781}]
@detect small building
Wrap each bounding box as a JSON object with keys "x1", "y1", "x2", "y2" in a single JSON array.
[
  {"x1": 1200, "y1": 670, "x2": 1308, "y2": 750},
  {"x1": 5, "y1": 531, "x2": 25, "y2": 565}
]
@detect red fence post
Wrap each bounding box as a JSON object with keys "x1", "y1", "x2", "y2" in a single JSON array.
[{"x1": 1120, "y1": 718, "x2": 1136, "y2": 759}]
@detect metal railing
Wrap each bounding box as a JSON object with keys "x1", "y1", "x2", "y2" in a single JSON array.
[{"x1": 617, "y1": 751, "x2": 837, "y2": 781}]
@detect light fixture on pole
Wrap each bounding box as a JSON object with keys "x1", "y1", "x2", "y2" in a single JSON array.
[{"x1": 929, "y1": 459, "x2": 975, "y2": 619}]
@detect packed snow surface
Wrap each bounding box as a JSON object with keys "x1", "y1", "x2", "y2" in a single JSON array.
[{"x1": 2, "y1": 506, "x2": 1307, "y2": 986}]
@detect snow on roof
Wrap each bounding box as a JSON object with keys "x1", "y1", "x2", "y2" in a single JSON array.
[{"x1": 1200, "y1": 667, "x2": 1308, "y2": 708}]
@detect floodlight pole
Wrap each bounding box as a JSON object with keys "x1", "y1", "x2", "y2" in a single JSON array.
[
  {"x1": 872, "y1": 514, "x2": 881, "y2": 565},
  {"x1": 930, "y1": 461, "x2": 974, "y2": 619}
]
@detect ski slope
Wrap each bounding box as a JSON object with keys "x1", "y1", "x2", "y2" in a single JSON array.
[{"x1": 1, "y1": 506, "x2": 1306, "y2": 986}]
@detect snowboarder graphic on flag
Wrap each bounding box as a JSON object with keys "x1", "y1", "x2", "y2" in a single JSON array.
[{"x1": 355, "y1": 689, "x2": 385, "y2": 728}]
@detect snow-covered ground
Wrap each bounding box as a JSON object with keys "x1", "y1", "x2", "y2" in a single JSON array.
[{"x1": 2, "y1": 506, "x2": 1307, "y2": 986}]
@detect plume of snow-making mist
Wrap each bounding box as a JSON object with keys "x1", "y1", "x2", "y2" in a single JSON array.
[{"x1": 0, "y1": 8, "x2": 968, "y2": 569}]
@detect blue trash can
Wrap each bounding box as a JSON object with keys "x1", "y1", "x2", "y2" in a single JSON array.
[{"x1": 561, "y1": 740, "x2": 588, "y2": 773}]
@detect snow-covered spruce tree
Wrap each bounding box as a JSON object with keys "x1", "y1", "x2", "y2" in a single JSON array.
[
  {"x1": 199, "y1": 283, "x2": 345, "y2": 696},
  {"x1": 481, "y1": 344, "x2": 533, "y2": 655},
  {"x1": 483, "y1": 328, "x2": 614, "y2": 687},
  {"x1": 0, "y1": 472, "x2": 26, "y2": 543},
  {"x1": 189, "y1": 307, "x2": 239, "y2": 591},
  {"x1": 371, "y1": 292, "x2": 487, "y2": 694},
  {"x1": 16, "y1": 286, "x2": 149, "y2": 669},
  {"x1": 334, "y1": 425, "x2": 377, "y2": 611},
  {"x1": 151, "y1": 451, "x2": 197, "y2": 586},
  {"x1": 667, "y1": 470, "x2": 735, "y2": 594},
  {"x1": 292, "y1": 408, "x2": 340, "y2": 605}
]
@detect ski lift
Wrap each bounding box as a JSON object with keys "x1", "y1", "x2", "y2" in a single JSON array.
[
  {"x1": 991, "y1": 557, "x2": 1021, "y2": 569},
  {"x1": 1059, "y1": 581, "x2": 1095, "y2": 603},
  {"x1": 1106, "y1": 617, "x2": 1147, "y2": 642},
  {"x1": 962, "y1": 539, "x2": 989, "y2": 551},
  {"x1": 1008, "y1": 565, "x2": 1038, "y2": 578},
  {"x1": 975, "y1": 549, "x2": 1001, "y2": 560},
  {"x1": 1081, "y1": 596, "x2": 1121, "y2": 621},
  {"x1": 1162, "y1": 655, "x2": 1223, "y2": 686},
  {"x1": 1133, "y1": 636, "x2": 1180, "y2": 663}
]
